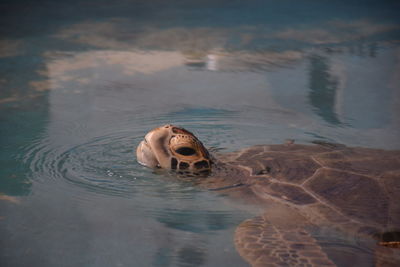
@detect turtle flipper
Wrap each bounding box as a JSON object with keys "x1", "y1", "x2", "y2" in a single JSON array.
[{"x1": 234, "y1": 213, "x2": 336, "y2": 266}]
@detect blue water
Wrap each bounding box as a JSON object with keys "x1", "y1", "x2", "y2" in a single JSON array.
[{"x1": 1, "y1": 0, "x2": 400, "y2": 266}]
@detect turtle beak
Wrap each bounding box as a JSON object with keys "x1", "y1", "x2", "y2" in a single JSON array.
[{"x1": 136, "y1": 139, "x2": 160, "y2": 168}]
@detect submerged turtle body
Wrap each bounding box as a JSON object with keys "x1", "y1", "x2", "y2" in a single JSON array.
[
  {"x1": 215, "y1": 143, "x2": 400, "y2": 266},
  {"x1": 136, "y1": 125, "x2": 400, "y2": 266}
]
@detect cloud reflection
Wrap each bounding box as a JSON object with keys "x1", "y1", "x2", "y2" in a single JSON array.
[
  {"x1": 54, "y1": 20, "x2": 229, "y2": 52},
  {"x1": 183, "y1": 50, "x2": 304, "y2": 72},
  {"x1": 51, "y1": 18, "x2": 400, "y2": 75},
  {"x1": 44, "y1": 50, "x2": 183, "y2": 77},
  {"x1": 55, "y1": 18, "x2": 400, "y2": 50}
]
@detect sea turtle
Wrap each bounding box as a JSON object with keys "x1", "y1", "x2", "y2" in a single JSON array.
[{"x1": 136, "y1": 124, "x2": 400, "y2": 266}]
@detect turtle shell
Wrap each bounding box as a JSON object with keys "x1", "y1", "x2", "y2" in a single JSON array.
[
  {"x1": 210, "y1": 143, "x2": 400, "y2": 266},
  {"x1": 216, "y1": 143, "x2": 400, "y2": 228}
]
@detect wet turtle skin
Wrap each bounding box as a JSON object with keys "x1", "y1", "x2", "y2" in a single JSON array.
[{"x1": 137, "y1": 125, "x2": 400, "y2": 266}]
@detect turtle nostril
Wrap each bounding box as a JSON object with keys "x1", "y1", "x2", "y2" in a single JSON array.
[{"x1": 175, "y1": 147, "x2": 197, "y2": 156}]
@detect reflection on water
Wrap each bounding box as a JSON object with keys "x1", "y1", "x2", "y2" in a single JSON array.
[
  {"x1": 1, "y1": 0, "x2": 400, "y2": 266},
  {"x1": 308, "y1": 54, "x2": 341, "y2": 125}
]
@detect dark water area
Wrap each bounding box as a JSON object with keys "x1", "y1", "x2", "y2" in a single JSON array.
[{"x1": 1, "y1": 0, "x2": 400, "y2": 266}]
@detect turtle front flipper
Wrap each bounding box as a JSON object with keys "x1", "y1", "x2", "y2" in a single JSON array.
[{"x1": 234, "y1": 213, "x2": 336, "y2": 266}]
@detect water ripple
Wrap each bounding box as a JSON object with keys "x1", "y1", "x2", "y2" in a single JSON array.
[{"x1": 23, "y1": 132, "x2": 153, "y2": 197}]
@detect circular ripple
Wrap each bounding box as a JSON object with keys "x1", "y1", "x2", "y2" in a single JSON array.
[
  {"x1": 23, "y1": 132, "x2": 156, "y2": 197},
  {"x1": 59, "y1": 134, "x2": 140, "y2": 195}
]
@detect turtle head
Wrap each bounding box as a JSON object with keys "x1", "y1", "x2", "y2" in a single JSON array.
[{"x1": 136, "y1": 124, "x2": 211, "y2": 172}]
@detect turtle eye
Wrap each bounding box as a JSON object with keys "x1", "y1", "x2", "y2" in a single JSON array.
[{"x1": 175, "y1": 147, "x2": 197, "y2": 156}]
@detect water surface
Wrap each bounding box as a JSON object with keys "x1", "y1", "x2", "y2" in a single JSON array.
[{"x1": 1, "y1": 0, "x2": 400, "y2": 266}]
